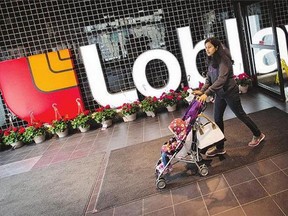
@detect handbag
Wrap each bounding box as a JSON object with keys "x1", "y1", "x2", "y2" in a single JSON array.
[{"x1": 196, "y1": 113, "x2": 225, "y2": 149}]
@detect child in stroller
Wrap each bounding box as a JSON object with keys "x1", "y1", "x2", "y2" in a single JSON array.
[
  {"x1": 155, "y1": 98, "x2": 212, "y2": 189},
  {"x1": 156, "y1": 119, "x2": 187, "y2": 175},
  {"x1": 156, "y1": 137, "x2": 178, "y2": 175}
]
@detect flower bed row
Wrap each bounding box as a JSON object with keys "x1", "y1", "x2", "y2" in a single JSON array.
[
  {"x1": 0, "y1": 73, "x2": 254, "y2": 151},
  {"x1": 0, "y1": 87, "x2": 192, "y2": 150}
]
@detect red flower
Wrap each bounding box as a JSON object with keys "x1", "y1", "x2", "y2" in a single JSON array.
[
  {"x1": 234, "y1": 73, "x2": 252, "y2": 86},
  {"x1": 96, "y1": 107, "x2": 103, "y2": 112},
  {"x1": 63, "y1": 114, "x2": 69, "y2": 120},
  {"x1": 18, "y1": 127, "x2": 25, "y2": 134},
  {"x1": 119, "y1": 101, "x2": 139, "y2": 116},
  {"x1": 4, "y1": 130, "x2": 10, "y2": 136},
  {"x1": 198, "y1": 82, "x2": 204, "y2": 89},
  {"x1": 92, "y1": 105, "x2": 117, "y2": 123},
  {"x1": 167, "y1": 95, "x2": 173, "y2": 100},
  {"x1": 160, "y1": 90, "x2": 179, "y2": 106},
  {"x1": 183, "y1": 86, "x2": 189, "y2": 91},
  {"x1": 83, "y1": 110, "x2": 90, "y2": 115}
]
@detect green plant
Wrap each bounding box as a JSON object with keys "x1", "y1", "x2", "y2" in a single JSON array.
[
  {"x1": 234, "y1": 72, "x2": 252, "y2": 86},
  {"x1": 118, "y1": 101, "x2": 140, "y2": 116},
  {"x1": 71, "y1": 110, "x2": 91, "y2": 129},
  {"x1": 159, "y1": 89, "x2": 181, "y2": 107},
  {"x1": 140, "y1": 96, "x2": 160, "y2": 112},
  {"x1": 49, "y1": 118, "x2": 69, "y2": 134},
  {"x1": 22, "y1": 126, "x2": 36, "y2": 143},
  {"x1": 2, "y1": 126, "x2": 25, "y2": 145},
  {"x1": 92, "y1": 105, "x2": 117, "y2": 123},
  {"x1": 22, "y1": 121, "x2": 47, "y2": 143}
]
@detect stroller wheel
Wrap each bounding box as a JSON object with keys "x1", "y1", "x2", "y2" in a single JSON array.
[
  {"x1": 199, "y1": 164, "x2": 209, "y2": 177},
  {"x1": 156, "y1": 178, "x2": 166, "y2": 189}
]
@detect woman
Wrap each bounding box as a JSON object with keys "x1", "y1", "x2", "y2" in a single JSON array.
[{"x1": 193, "y1": 37, "x2": 265, "y2": 157}]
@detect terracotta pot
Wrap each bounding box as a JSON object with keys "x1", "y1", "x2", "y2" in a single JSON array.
[
  {"x1": 239, "y1": 85, "x2": 249, "y2": 93},
  {"x1": 33, "y1": 134, "x2": 45, "y2": 144},
  {"x1": 166, "y1": 104, "x2": 177, "y2": 112},
  {"x1": 123, "y1": 113, "x2": 137, "y2": 122}
]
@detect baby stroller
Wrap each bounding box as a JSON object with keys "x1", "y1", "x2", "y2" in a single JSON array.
[{"x1": 155, "y1": 97, "x2": 223, "y2": 189}]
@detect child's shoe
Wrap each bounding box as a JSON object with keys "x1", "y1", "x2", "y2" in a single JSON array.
[
  {"x1": 156, "y1": 163, "x2": 164, "y2": 174},
  {"x1": 156, "y1": 163, "x2": 170, "y2": 175}
]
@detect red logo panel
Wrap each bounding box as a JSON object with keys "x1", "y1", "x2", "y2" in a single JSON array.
[{"x1": 0, "y1": 49, "x2": 84, "y2": 123}]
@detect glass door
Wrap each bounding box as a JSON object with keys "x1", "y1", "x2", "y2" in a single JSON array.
[{"x1": 241, "y1": 1, "x2": 286, "y2": 101}]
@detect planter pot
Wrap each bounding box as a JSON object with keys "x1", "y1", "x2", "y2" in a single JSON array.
[
  {"x1": 10, "y1": 141, "x2": 24, "y2": 150},
  {"x1": 0, "y1": 143, "x2": 11, "y2": 151},
  {"x1": 102, "y1": 119, "x2": 113, "y2": 130},
  {"x1": 166, "y1": 104, "x2": 177, "y2": 112},
  {"x1": 56, "y1": 129, "x2": 69, "y2": 138},
  {"x1": 79, "y1": 125, "x2": 90, "y2": 133},
  {"x1": 33, "y1": 134, "x2": 46, "y2": 144},
  {"x1": 239, "y1": 85, "x2": 249, "y2": 93},
  {"x1": 123, "y1": 113, "x2": 137, "y2": 122},
  {"x1": 145, "y1": 111, "x2": 156, "y2": 117}
]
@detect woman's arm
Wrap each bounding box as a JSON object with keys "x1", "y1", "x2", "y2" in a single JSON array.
[{"x1": 205, "y1": 58, "x2": 231, "y2": 96}]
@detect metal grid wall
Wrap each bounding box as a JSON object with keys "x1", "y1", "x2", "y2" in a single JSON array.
[{"x1": 1, "y1": 0, "x2": 286, "y2": 127}]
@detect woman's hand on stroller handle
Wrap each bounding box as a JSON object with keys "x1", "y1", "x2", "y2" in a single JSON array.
[
  {"x1": 192, "y1": 90, "x2": 203, "y2": 96},
  {"x1": 191, "y1": 90, "x2": 207, "y2": 104},
  {"x1": 186, "y1": 89, "x2": 204, "y2": 103},
  {"x1": 197, "y1": 94, "x2": 208, "y2": 103}
]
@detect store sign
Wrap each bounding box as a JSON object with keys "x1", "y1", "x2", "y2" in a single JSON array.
[
  {"x1": 0, "y1": 49, "x2": 84, "y2": 123},
  {"x1": 0, "y1": 18, "x2": 287, "y2": 124},
  {"x1": 82, "y1": 19, "x2": 288, "y2": 107},
  {"x1": 249, "y1": 15, "x2": 288, "y2": 73}
]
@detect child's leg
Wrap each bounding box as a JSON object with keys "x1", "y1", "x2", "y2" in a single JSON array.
[
  {"x1": 161, "y1": 152, "x2": 173, "y2": 173},
  {"x1": 161, "y1": 152, "x2": 169, "y2": 166},
  {"x1": 156, "y1": 152, "x2": 173, "y2": 174}
]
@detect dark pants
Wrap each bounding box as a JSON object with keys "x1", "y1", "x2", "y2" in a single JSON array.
[{"x1": 213, "y1": 92, "x2": 261, "y2": 150}]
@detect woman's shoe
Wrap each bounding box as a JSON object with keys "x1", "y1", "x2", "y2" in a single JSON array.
[
  {"x1": 248, "y1": 133, "x2": 265, "y2": 147},
  {"x1": 205, "y1": 147, "x2": 226, "y2": 157}
]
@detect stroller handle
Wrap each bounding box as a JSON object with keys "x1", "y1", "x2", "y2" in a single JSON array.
[
  {"x1": 200, "y1": 101, "x2": 207, "y2": 112},
  {"x1": 186, "y1": 92, "x2": 207, "y2": 111}
]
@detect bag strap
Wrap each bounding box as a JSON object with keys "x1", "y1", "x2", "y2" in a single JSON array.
[{"x1": 197, "y1": 113, "x2": 218, "y2": 135}]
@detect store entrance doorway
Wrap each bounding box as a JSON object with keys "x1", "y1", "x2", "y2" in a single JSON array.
[{"x1": 234, "y1": 0, "x2": 287, "y2": 101}]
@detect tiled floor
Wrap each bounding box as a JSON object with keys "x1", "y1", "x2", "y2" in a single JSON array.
[{"x1": 0, "y1": 88, "x2": 288, "y2": 216}]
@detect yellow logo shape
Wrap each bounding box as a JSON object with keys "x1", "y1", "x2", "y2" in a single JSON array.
[{"x1": 28, "y1": 49, "x2": 78, "y2": 92}]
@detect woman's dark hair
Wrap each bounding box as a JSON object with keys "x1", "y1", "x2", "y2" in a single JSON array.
[{"x1": 204, "y1": 37, "x2": 234, "y2": 67}]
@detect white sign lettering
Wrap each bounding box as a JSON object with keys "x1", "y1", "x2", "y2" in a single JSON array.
[
  {"x1": 80, "y1": 44, "x2": 138, "y2": 108},
  {"x1": 80, "y1": 19, "x2": 288, "y2": 107},
  {"x1": 132, "y1": 49, "x2": 182, "y2": 98}
]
